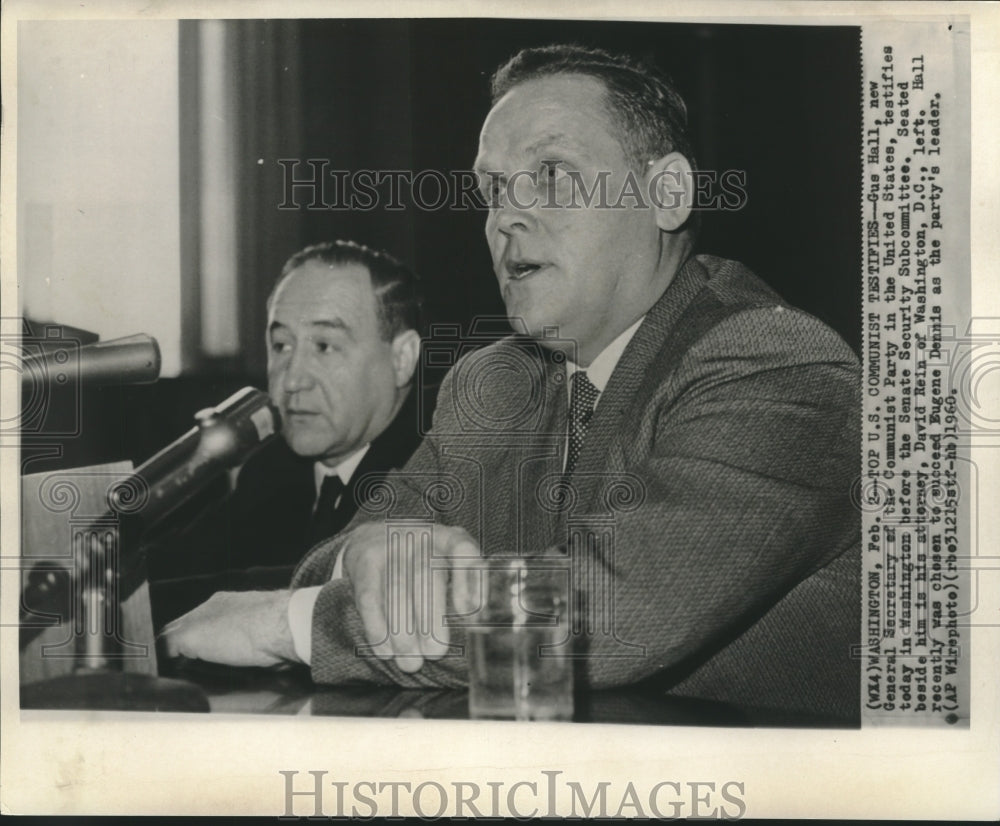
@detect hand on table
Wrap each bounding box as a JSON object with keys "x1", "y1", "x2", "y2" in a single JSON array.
[
  {"x1": 161, "y1": 590, "x2": 299, "y2": 667},
  {"x1": 341, "y1": 522, "x2": 479, "y2": 674}
]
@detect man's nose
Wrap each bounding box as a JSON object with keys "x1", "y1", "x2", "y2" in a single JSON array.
[
  {"x1": 493, "y1": 196, "x2": 537, "y2": 236},
  {"x1": 281, "y1": 349, "x2": 314, "y2": 393},
  {"x1": 492, "y1": 175, "x2": 539, "y2": 236}
]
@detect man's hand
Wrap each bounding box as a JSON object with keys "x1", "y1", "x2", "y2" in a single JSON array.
[
  {"x1": 160, "y1": 590, "x2": 299, "y2": 667},
  {"x1": 341, "y1": 522, "x2": 479, "y2": 674}
]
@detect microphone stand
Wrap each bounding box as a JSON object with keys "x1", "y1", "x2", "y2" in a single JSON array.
[
  {"x1": 20, "y1": 388, "x2": 281, "y2": 712},
  {"x1": 20, "y1": 517, "x2": 211, "y2": 712}
]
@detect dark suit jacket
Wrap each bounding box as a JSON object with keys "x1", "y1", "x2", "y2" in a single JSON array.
[
  {"x1": 292, "y1": 256, "x2": 862, "y2": 722},
  {"x1": 228, "y1": 387, "x2": 427, "y2": 570},
  {"x1": 148, "y1": 387, "x2": 428, "y2": 626}
]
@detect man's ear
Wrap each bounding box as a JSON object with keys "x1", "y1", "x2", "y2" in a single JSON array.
[
  {"x1": 647, "y1": 152, "x2": 693, "y2": 232},
  {"x1": 390, "y1": 329, "x2": 421, "y2": 388}
]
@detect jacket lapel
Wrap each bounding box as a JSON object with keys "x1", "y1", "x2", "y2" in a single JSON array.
[
  {"x1": 515, "y1": 349, "x2": 568, "y2": 553},
  {"x1": 569, "y1": 256, "x2": 711, "y2": 513}
]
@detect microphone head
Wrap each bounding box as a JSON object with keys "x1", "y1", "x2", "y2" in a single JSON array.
[
  {"x1": 106, "y1": 387, "x2": 282, "y2": 531},
  {"x1": 19, "y1": 333, "x2": 162, "y2": 387},
  {"x1": 193, "y1": 387, "x2": 282, "y2": 462}
]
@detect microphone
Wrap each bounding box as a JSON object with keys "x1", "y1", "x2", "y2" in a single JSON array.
[
  {"x1": 20, "y1": 388, "x2": 282, "y2": 645},
  {"x1": 20, "y1": 333, "x2": 161, "y2": 387},
  {"x1": 107, "y1": 387, "x2": 281, "y2": 533}
]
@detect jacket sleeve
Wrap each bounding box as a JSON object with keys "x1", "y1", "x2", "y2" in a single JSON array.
[
  {"x1": 292, "y1": 307, "x2": 861, "y2": 691},
  {"x1": 289, "y1": 373, "x2": 472, "y2": 688}
]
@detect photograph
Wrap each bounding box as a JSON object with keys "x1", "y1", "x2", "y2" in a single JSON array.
[{"x1": 2, "y1": 1, "x2": 996, "y2": 819}]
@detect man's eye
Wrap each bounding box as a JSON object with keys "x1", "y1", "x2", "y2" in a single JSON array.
[
  {"x1": 541, "y1": 160, "x2": 568, "y2": 182},
  {"x1": 479, "y1": 174, "x2": 505, "y2": 206},
  {"x1": 270, "y1": 340, "x2": 291, "y2": 355},
  {"x1": 315, "y1": 340, "x2": 340, "y2": 355}
]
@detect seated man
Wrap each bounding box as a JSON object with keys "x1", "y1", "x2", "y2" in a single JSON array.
[
  {"x1": 149, "y1": 240, "x2": 426, "y2": 623},
  {"x1": 164, "y1": 45, "x2": 862, "y2": 722}
]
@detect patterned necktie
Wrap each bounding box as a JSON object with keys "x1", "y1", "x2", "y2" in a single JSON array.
[
  {"x1": 566, "y1": 370, "x2": 600, "y2": 477},
  {"x1": 307, "y1": 474, "x2": 346, "y2": 546}
]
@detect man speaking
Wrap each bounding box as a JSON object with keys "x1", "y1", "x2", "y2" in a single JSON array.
[{"x1": 164, "y1": 45, "x2": 861, "y2": 721}]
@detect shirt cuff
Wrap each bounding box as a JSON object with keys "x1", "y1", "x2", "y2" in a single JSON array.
[{"x1": 287, "y1": 585, "x2": 323, "y2": 665}]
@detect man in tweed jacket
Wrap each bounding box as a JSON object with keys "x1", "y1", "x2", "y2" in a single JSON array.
[{"x1": 165, "y1": 45, "x2": 860, "y2": 721}]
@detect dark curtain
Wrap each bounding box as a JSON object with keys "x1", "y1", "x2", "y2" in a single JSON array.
[
  {"x1": 37, "y1": 19, "x2": 859, "y2": 474},
  {"x1": 223, "y1": 19, "x2": 862, "y2": 385}
]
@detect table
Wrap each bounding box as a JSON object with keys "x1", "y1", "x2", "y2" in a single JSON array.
[{"x1": 21, "y1": 660, "x2": 855, "y2": 727}]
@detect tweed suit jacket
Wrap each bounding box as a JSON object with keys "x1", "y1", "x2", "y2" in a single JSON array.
[{"x1": 291, "y1": 255, "x2": 862, "y2": 721}]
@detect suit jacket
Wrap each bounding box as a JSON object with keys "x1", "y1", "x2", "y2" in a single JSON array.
[
  {"x1": 292, "y1": 255, "x2": 862, "y2": 722},
  {"x1": 228, "y1": 387, "x2": 427, "y2": 570}
]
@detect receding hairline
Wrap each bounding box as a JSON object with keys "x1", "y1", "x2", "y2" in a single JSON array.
[
  {"x1": 268, "y1": 259, "x2": 375, "y2": 308},
  {"x1": 475, "y1": 71, "x2": 640, "y2": 166},
  {"x1": 267, "y1": 259, "x2": 423, "y2": 350},
  {"x1": 266, "y1": 259, "x2": 383, "y2": 325}
]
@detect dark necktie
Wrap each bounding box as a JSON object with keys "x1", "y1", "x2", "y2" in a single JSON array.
[
  {"x1": 306, "y1": 474, "x2": 345, "y2": 546},
  {"x1": 566, "y1": 370, "x2": 600, "y2": 477}
]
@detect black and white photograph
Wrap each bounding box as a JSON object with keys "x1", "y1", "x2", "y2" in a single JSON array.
[{"x1": 1, "y1": 1, "x2": 996, "y2": 819}]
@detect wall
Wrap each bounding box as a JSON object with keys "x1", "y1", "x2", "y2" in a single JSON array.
[{"x1": 18, "y1": 20, "x2": 183, "y2": 376}]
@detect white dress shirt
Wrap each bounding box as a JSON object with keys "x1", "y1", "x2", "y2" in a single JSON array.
[
  {"x1": 562, "y1": 317, "x2": 643, "y2": 468},
  {"x1": 287, "y1": 319, "x2": 644, "y2": 665},
  {"x1": 312, "y1": 446, "x2": 369, "y2": 509}
]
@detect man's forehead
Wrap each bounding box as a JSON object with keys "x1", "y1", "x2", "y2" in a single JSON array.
[
  {"x1": 475, "y1": 129, "x2": 589, "y2": 168},
  {"x1": 269, "y1": 261, "x2": 375, "y2": 322},
  {"x1": 475, "y1": 73, "x2": 616, "y2": 165}
]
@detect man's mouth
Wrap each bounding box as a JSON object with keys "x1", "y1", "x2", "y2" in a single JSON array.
[{"x1": 504, "y1": 259, "x2": 548, "y2": 281}]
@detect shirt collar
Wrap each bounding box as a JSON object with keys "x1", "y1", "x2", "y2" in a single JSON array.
[
  {"x1": 565, "y1": 316, "x2": 645, "y2": 394},
  {"x1": 313, "y1": 444, "x2": 370, "y2": 496}
]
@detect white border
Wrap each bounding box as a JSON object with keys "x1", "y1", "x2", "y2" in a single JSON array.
[{"x1": 2, "y1": 1, "x2": 997, "y2": 818}]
